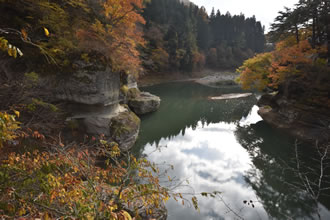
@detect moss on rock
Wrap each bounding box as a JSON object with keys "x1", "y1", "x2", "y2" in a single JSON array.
[
  {"x1": 127, "y1": 87, "x2": 140, "y2": 100},
  {"x1": 109, "y1": 110, "x2": 140, "y2": 151}
]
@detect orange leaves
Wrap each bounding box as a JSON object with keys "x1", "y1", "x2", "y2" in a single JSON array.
[
  {"x1": 268, "y1": 39, "x2": 317, "y2": 87},
  {"x1": 274, "y1": 39, "x2": 315, "y2": 66},
  {"x1": 1, "y1": 139, "x2": 180, "y2": 219},
  {"x1": 238, "y1": 38, "x2": 320, "y2": 91},
  {"x1": 32, "y1": 130, "x2": 45, "y2": 140},
  {"x1": 21, "y1": 29, "x2": 28, "y2": 41},
  {"x1": 77, "y1": 0, "x2": 146, "y2": 75},
  {"x1": 103, "y1": 0, "x2": 145, "y2": 27}
]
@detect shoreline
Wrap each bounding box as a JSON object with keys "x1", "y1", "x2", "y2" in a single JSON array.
[{"x1": 138, "y1": 69, "x2": 238, "y2": 87}]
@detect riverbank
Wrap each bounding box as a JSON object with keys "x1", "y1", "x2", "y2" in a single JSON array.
[
  {"x1": 257, "y1": 72, "x2": 330, "y2": 143},
  {"x1": 138, "y1": 69, "x2": 237, "y2": 87}
]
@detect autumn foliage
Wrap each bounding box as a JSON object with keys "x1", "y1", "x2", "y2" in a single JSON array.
[
  {"x1": 0, "y1": 135, "x2": 193, "y2": 219},
  {"x1": 0, "y1": 0, "x2": 146, "y2": 75},
  {"x1": 76, "y1": 0, "x2": 146, "y2": 75},
  {"x1": 0, "y1": 111, "x2": 20, "y2": 148},
  {"x1": 237, "y1": 38, "x2": 326, "y2": 91},
  {"x1": 0, "y1": 108, "x2": 197, "y2": 219}
]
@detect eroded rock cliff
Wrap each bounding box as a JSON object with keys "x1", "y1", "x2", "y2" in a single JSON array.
[
  {"x1": 56, "y1": 60, "x2": 146, "y2": 150},
  {"x1": 257, "y1": 71, "x2": 330, "y2": 143}
]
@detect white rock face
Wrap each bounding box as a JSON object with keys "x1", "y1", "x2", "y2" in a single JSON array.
[
  {"x1": 56, "y1": 63, "x2": 120, "y2": 105},
  {"x1": 56, "y1": 61, "x2": 140, "y2": 150},
  {"x1": 129, "y1": 92, "x2": 161, "y2": 115}
]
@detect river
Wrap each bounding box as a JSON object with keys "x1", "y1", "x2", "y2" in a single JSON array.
[{"x1": 133, "y1": 81, "x2": 330, "y2": 220}]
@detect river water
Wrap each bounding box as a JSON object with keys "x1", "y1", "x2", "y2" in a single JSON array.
[{"x1": 133, "y1": 82, "x2": 330, "y2": 220}]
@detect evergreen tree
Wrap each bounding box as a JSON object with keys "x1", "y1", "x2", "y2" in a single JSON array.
[{"x1": 143, "y1": 0, "x2": 266, "y2": 72}]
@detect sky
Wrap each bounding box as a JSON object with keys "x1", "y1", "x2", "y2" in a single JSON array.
[{"x1": 189, "y1": 0, "x2": 298, "y2": 32}]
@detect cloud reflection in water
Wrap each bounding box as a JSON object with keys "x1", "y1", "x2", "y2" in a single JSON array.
[{"x1": 143, "y1": 106, "x2": 268, "y2": 220}]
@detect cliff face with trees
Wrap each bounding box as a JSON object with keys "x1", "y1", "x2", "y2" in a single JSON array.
[
  {"x1": 0, "y1": 0, "x2": 176, "y2": 219},
  {"x1": 237, "y1": 0, "x2": 330, "y2": 142},
  {"x1": 0, "y1": 0, "x2": 267, "y2": 153}
]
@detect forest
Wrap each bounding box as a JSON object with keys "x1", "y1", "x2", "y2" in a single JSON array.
[
  {"x1": 0, "y1": 0, "x2": 266, "y2": 78},
  {"x1": 142, "y1": 0, "x2": 265, "y2": 72},
  {"x1": 0, "y1": 0, "x2": 329, "y2": 219}
]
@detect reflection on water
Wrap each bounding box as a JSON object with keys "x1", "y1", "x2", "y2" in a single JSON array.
[{"x1": 134, "y1": 82, "x2": 330, "y2": 220}]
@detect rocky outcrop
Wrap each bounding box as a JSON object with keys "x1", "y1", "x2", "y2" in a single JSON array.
[
  {"x1": 120, "y1": 74, "x2": 161, "y2": 115},
  {"x1": 108, "y1": 109, "x2": 140, "y2": 151},
  {"x1": 56, "y1": 60, "x2": 140, "y2": 150},
  {"x1": 257, "y1": 73, "x2": 330, "y2": 143},
  {"x1": 56, "y1": 61, "x2": 120, "y2": 105},
  {"x1": 129, "y1": 92, "x2": 161, "y2": 115}
]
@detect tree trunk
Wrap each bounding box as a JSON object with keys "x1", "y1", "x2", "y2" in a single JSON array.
[
  {"x1": 295, "y1": 24, "x2": 300, "y2": 44},
  {"x1": 312, "y1": 16, "x2": 316, "y2": 48}
]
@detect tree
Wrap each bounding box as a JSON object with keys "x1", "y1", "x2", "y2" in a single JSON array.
[
  {"x1": 142, "y1": 0, "x2": 265, "y2": 72},
  {"x1": 237, "y1": 52, "x2": 273, "y2": 90},
  {"x1": 76, "y1": 0, "x2": 146, "y2": 75},
  {"x1": 269, "y1": 0, "x2": 330, "y2": 65},
  {"x1": 237, "y1": 38, "x2": 320, "y2": 91},
  {"x1": 0, "y1": 0, "x2": 146, "y2": 75},
  {"x1": 270, "y1": 7, "x2": 303, "y2": 44}
]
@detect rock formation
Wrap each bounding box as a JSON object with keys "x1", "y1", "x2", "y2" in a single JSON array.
[
  {"x1": 120, "y1": 73, "x2": 161, "y2": 115},
  {"x1": 56, "y1": 60, "x2": 142, "y2": 150},
  {"x1": 257, "y1": 73, "x2": 330, "y2": 143}
]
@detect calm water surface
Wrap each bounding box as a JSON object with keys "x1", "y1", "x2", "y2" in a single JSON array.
[{"x1": 134, "y1": 82, "x2": 330, "y2": 220}]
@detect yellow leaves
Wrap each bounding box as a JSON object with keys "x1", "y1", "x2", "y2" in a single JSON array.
[
  {"x1": 0, "y1": 37, "x2": 8, "y2": 50},
  {"x1": 119, "y1": 210, "x2": 132, "y2": 220},
  {"x1": 110, "y1": 144, "x2": 121, "y2": 158},
  {"x1": 1, "y1": 141, "x2": 181, "y2": 219},
  {"x1": 14, "y1": 111, "x2": 20, "y2": 118},
  {"x1": 73, "y1": 166, "x2": 79, "y2": 173},
  {"x1": 238, "y1": 38, "x2": 318, "y2": 91},
  {"x1": 44, "y1": 212, "x2": 50, "y2": 220},
  {"x1": 0, "y1": 111, "x2": 20, "y2": 148},
  {"x1": 7, "y1": 45, "x2": 17, "y2": 58},
  {"x1": 191, "y1": 196, "x2": 199, "y2": 211},
  {"x1": 43, "y1": 27, "x2": 50, "y2": 37},
  {"x1": 85, "y1": 214, "x2": 94, "y2": 220},
  {"x1": 0, "y1": 37, "x2": 23, "y2": 58},
  {"x1": 237, "y1": 52, "x2": 273, "y2": 91},
  {"x1": 18, "y1": 208, "x2": 26, "y2": 216},
  {"x1": 100, "y1": 139, "x2": 108, "y2": 145}
]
